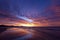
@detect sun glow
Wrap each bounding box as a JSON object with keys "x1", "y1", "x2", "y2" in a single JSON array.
[
  {"x1": 13, "y1": 20, "x2": 48, "y2": 27},
  {"x1": 21, "y1": 23, "x2": 35, "y2": 27},
  {"x1": 20, "y1": 22, "x2": 41, "y2": 27}
]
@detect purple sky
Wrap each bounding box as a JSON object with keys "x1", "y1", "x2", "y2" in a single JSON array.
[{"x1": 0, "y1": 0, "x2": 60, "y2": 26}]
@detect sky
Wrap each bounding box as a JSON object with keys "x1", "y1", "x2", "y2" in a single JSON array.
[{"x1": 0, "y1": 0, "x2": 60, "y2": 26}]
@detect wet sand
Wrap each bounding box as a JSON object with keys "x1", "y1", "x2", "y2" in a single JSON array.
[{"x1": 0, "y1": 27, "x2": 60, "y2": 40}]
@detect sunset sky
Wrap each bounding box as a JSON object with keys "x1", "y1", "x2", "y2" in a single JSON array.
[{"x1": 0, "y1": 0, "x2": 60, "y2": 26}]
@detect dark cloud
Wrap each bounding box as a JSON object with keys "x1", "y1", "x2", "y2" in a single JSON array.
[{"x1": 0, "y1": 13, "x2": 10, "y2": 18}]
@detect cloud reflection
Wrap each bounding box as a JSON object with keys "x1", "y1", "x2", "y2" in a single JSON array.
[{"x1": 0, "y1": 28, "x2": 35, "y2": 40}]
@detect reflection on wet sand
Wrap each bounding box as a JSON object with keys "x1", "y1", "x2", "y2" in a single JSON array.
[
  {"x1": 0, "y1": 28, "x2": 35, "y2": 40},
  {"x1": 0, "y1": 27, "x2": 60, "y2": 40}
]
